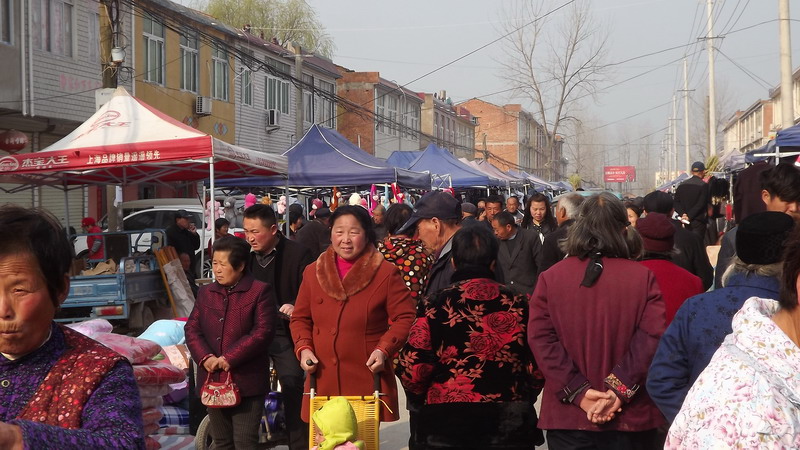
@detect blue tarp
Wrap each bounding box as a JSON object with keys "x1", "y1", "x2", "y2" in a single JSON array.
[
  {"x1": 209, "y1": 125, "x2": 431, "y2": 188},
  {"x1": 776, "y1": 123, "x2": 800, "y2": 147},
  {"x1": 386, "y1": 151, "x2": 423, "y2": 169},
  {"x1": 656, "y1": 172, "x2": 689, "y2": 192},
  {"x1": 389, "y1": 144, "x2": 501, "y2": 187}
]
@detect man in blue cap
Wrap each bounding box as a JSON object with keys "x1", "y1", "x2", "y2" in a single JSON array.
[{"x1": 674, "y1": 161, "x2": 710, "y2": 242}]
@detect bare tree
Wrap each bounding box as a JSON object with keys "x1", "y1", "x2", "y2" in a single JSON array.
[
  {"x1": 199, "y1": 0, "x2": 335, "y2": 57},
  {"x1": 499, "y1": 0, "x2": 611, "y2": 181}
]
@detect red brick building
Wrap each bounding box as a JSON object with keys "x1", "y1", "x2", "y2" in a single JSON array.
[{"x1": 457, "y1": 98, "x2": 564, "y2": 181}]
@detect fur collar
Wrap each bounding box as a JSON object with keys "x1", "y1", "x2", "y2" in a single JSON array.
[{"x1": 316, "y1": 246, "x2": 384, "y2": 301}]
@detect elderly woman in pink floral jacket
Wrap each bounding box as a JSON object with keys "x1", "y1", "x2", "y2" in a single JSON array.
[{"x1": 396, "y1": 226, "x2": 544, "y2": 450}]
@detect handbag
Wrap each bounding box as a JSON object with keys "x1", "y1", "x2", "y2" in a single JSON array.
[{"x1": 200, "y1": 372, "x2": 241, "y2": 408}]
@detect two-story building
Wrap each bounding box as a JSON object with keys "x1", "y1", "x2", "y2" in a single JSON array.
[
  {"x1": 457, "y1": 98, "x2": 564, "y2": 181},
  {"x1": 0, "y1": 0, "x2": 133, "y2": 222},
  {"x1": 233, "y1": 33, "x2": 340, "y2": 154},
  {"x1": 721, "y1": 100, "x2": 774, "y2": 154},
  {"x1": 336, "y1": 70, "x2": 423, "y2": 159},
  {"x1": 418, "y1": 91, "x2": 476, "y2": 160}
]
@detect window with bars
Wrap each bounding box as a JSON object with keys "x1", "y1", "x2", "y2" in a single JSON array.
[
  {"x1": 32, "y1": 0, "x2": 73, "y2": 56},
  {"x1": 303, "y1": 74, "x2": 314, "y2": 124},
  {"x1": 180, "y1": 33, "x2": 198, "y2": 92},
  {"x1": 407, "y1": 103, "x2": 420, "y2": 138},
  {"x1": 143, "y1": 15, "x2": 164, "y2": 84},
  {"x1": 212, "y1": 43, "x2": 229, "y2": 101},
  {"x1": 1, "y1": 0, "x2": 12, "y2": 44},
  {"x1": 387, "y1": 96, "x2": 398, "y2": 136},
  {"x1": 376, "y1": 94, "x2": 386, "y2": 133},
  {"x1": 266, "y1": 76, "x2": 290, "y2": 114},
  {"x1": 318, "y1": 80, "x2": 335, "y2": 128}
]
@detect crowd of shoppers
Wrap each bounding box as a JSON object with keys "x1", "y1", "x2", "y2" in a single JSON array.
[{"x1": 13, "y1": 157, "x2": 798, "y2": 450}]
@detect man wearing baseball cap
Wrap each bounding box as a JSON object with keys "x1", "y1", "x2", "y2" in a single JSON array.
[
  {"x1": 397, "y1": 191, "x2": 462, "y2": 297},
  {"x1": 673, "y1": 161, "x2": 710, "y2": 242}
]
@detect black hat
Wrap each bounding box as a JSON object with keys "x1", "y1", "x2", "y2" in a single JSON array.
[
  {"x1": 175, "y1": 209, "x2": 192, "y2": 219},
  {"x1": 736, "y1": 211, "x2": 795, "y2": 265},
  {"x1": 636, "y1": 213, "x2": 675, "y2": 253},
  {"x1": 397, "y1": 191, "x2": 461, "y2": 235},
  {"x1": 691, "y1": 161, "x2": 706, "y2": 172},
  {"x1": 461, "y1": 202, "x2": 477, "y2": 215},
  {"x1": 314, "y1": 207, "x2": 331, "y2": 219},
  {"x1": 642, "y1": 191, "x2": 674, "y2": 214}
]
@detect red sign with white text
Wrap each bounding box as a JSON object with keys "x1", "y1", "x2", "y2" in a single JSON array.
[{"x1": 604, "y1": 166, "x2": 636, "y2": 183}]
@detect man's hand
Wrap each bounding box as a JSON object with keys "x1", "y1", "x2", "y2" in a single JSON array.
[
  {"x1": 366, "y1": 349, "x2": 386, "y2": 374},
  {"x1": 279, "y1": 304, "x2": 294, "y2": 319},
  {"x1": 0, "y1": 422, "x2": 23, "y2": 450}
]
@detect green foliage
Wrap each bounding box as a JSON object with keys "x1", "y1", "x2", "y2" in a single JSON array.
[
  {"x1": 201, "y1": 0, "x2": 335, "y2": 58},
  {"x1": 568, "y1": 173, "x2": 582, "y2": 190}
]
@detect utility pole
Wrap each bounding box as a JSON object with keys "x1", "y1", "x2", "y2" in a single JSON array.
[
  {"x1": 706, "y1": 0, "x2": 717, "y2": 160},
  {"x1": 294, "y1": 43, "x2": 304, "y2": 141},
  {"x1": 100, "y1": 0, "x2": 120, "y2": 229},
  {"x1": 779, "y1": 0, "x2": 794, "y2": 129},
  {"x1": 682, "y1": 58, "x2": 692, "y2": 172},
  {"x1": 672, "y1": 95, "x2": 678, "y2": 178}
]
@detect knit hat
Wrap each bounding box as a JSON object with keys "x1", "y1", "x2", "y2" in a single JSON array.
[
  {"x1": 636, "y1": 212, "x2": 675, "y2": 253},
  {"x1": 311, "y1": 397, "x2": 365, "y2": 450},
  {"x1": 81, "y1": 217, "x2": 96, "y2": 227},
  {"x1": 736, "y1": 211, "x2": 795, "y2": 265}
]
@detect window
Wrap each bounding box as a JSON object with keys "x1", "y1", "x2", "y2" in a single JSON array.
[
  {"x1": 266, "y1": 58, "x2": 291, "y2": 76},
  {"x1": 303, "y1": 74, "x2": 314, "y2": 123},
  {"x1": 87, "y1": 13, "x2": 99, "y2": 62},
  {"x1": 212, "y1": 43, "x2": 229, "y2": 101},
  {"x1": 376, "y1": 94, "x2": 385, "y2": 133},
  {"x1": 1, "y1": 0, "x2": 11, "y2": 44},
  {"x1": 266, "y1": 76, "x2": 290, "y2": 114},
  {"x1": 180, "y1": 33, "x2": 198, "y2": 92},
  {"x1": 387, "y1": 96, "x2": 398, "y2": 136},
  {"x1": 241, "y1": 69, "x2": 252, "y2": 105},
  {"x1": 32, "y1": 0, "x2": 73, "y2": 55},
  {"x1": 143, "y1": 15, "x2": 164, "y2": 84},
  {"x1": 318, "y1": 80, "x2": 335, "y2": 128},
  {"x1": 407, "y1": 103, "x2": 420, "y2": 138}
]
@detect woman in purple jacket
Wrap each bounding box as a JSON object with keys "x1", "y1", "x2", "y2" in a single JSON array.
[
  {"x1": 186, "y1": 235, "x2": 276, "y2": 449},
  {"x1": 528, "y1": 192, "x2": 666, "y2": 450}
]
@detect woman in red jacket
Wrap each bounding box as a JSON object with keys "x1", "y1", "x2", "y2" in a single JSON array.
[
  {"x1": 185, "y1": 236, "x2": 276, "y2": 449},
  {"x1": 528, "y1": 192, "x2": 666, "y2": 449},
  {"x1": 291, "y1": 205, "x2": 416, "y2": 423}
]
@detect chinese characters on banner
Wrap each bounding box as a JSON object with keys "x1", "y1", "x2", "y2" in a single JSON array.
[{"x1": 604, "y1": 166, "x2": 636, "y2": 183}]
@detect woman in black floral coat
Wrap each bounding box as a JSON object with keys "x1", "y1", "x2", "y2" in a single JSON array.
[{"x1": 397, "y1": 226, "x2": 545, "y2": 449}]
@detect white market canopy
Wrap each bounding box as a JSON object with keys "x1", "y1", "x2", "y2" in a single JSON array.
[{"x1": 0, "y1": 87, "x2": 287, "y2": 187}]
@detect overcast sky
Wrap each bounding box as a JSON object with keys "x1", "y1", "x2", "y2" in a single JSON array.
[{"x1": 307, "y1": 0, "x2": 800, "y2": 175}]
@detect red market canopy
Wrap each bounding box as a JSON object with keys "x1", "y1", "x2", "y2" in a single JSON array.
[{"x1": 0, "y1": 87, "x2": 287, "y2": 187}]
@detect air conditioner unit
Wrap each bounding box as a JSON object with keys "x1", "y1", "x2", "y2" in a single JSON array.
[
  {"x1": 195, "y1": 96, "x2": 212, "y2": 116},
  {"x1": 266, "y1": 109, "x2": 281, "y2": 128},
  {"x1": 470, "y1": 117, "x2": 479, "y2": 126}
]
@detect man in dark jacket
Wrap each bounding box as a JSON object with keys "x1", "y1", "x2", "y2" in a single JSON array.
[
  {"x1": 673, "y1": 161, "x2": 710, "y2": 241},
  {"x1": 715, "y1": 162, "x2": 800, "y2": 288},
  {"x1": 537, "y1": 193, "x2": 584, "y2": 275},
  {"x1": 491, "y1": 211, "x2": 541, "y2": 295},
  {"x1": 643, "y1": 191, "x2": 714, "y2": 290},
  {"x1": 294, "y1": 207, "x2": 331, "y2": 260},
  {"x1": 166, "y1": 209, "x2": 200, "y2": 273},
  {"x1": 243, "y1": 204, "x2": 314, "y2": 450},
  {"x1": 398, "y1": 191, "x2": 462, "y2": 297}
]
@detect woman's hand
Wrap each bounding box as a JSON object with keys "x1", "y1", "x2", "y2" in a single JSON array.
[
  {"x1": 366, "y1": 349, "x2": 386, "y2": 373},
  {"x1": 217, "y1": 356, "x2": 231, "y2": 372},
  {"x1": 203, "y1": 356, "x2": 219, "y2": 372},
  {"x1": 300, "y1": 349, "x2": 318, "y2": 374}
]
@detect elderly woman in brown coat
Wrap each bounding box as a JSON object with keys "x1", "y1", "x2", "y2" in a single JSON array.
[{"x1": 291, "y1": 205, "x2": 416, "y2": 422}]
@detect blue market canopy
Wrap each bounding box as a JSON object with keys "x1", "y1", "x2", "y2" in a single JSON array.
[
  {"x1": 389, "y1": 144, "x2": 501, "y2": 187},
  {"x1": 210, "y1": 125, "x2": 431, "y2": 188},
  {"x1": 656, "y1": 172, "x2": 689, "y2": 192},
  {"x1": 776, "y1": 123, "x2": 800, "y2": 147},
  {"x1": 386, "y1": 151, "x2": 423, "y2": 169}
]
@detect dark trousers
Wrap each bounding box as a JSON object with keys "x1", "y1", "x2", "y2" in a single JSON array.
[
  {"x1": 270, "y1": 333, "x2": 308, "y2": 450},
  {"x1": 206, "y1": 394, "x2": 263, "y2": 450},
  {"x1": 687, "y1": 219, "x2": 707, "y2": 245},
  {"x1": 547, "y1": 429, "x2": 659, "y2": 450}
]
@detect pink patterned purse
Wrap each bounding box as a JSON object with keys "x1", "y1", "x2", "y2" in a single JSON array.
[{"x1": 200, "y1": 372, "x2": 241, "y2": 408}]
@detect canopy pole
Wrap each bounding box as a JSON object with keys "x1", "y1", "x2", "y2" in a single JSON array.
[
  {"x1": 63, "y1": 181, "x2": 71, "y2": 237},
  {"x1": 207, "y1": 157, "x2": 215, "y2": 279},
  {"x1": 200, "y1": 183, "x2": 207, "y2": 278},
  {"x1": 285, "y1": 177, "x2": 290, "y2": 231}
]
